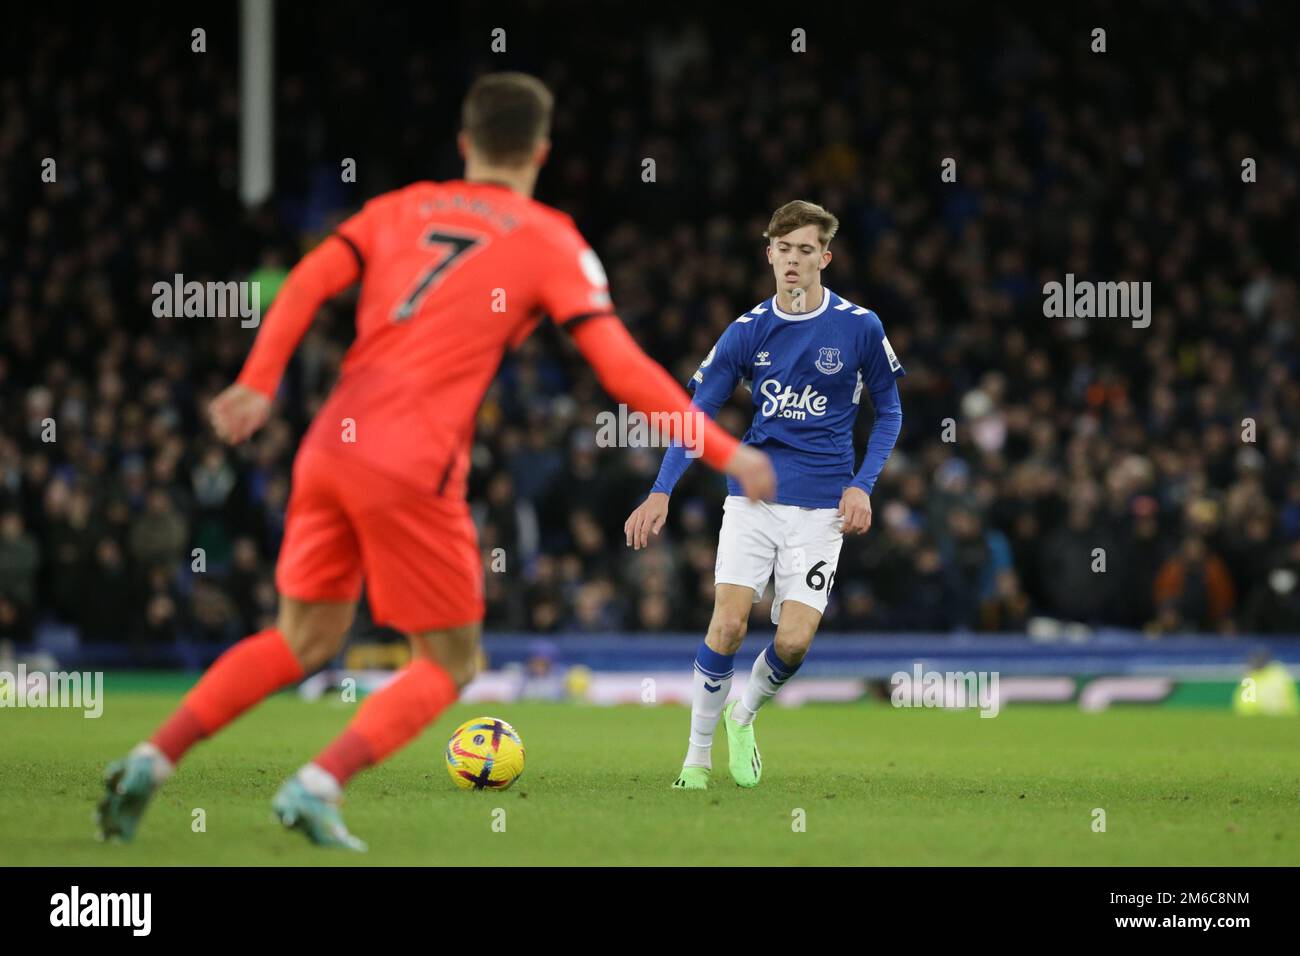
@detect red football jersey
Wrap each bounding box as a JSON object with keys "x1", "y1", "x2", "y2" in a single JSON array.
[
  {"x1": 237, "y1": 178, "x2": 741, "y2": 498},
  {"x1": 305, "y1": 180, "x2": 613, "y2": 496}
]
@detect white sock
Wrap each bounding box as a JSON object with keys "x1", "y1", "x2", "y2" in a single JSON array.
[
  {"x1": 684, "y1": 642, "x2": 735, "y2": 769},
  {"x1": 130, "y1": 741, "x2": 175, "y2": 784},
  {"x1": 731, "y1": 642, "x2": 800, "y2": 726},
  {"x1": 298, "y1": 762, "x2": 343, "y2": 801}
]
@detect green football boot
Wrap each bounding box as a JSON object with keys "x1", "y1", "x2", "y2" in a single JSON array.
[
  {"x1": 96, "y1": 751, "x2": 162, "y2": 842},
  {"x1": 723, "y1": 701, "x2": 762, "y2": 788},
  {"x1": 271, "y1": 777, "x2": 367, "y2": 852},
  {"x1": 671, "y1": 766, "x2": 711, "y2": 790}
]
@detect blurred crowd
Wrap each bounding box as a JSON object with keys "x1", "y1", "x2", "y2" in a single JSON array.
[{"x1": 3, "y1": 3, "x2": 1300, "y2": 656}]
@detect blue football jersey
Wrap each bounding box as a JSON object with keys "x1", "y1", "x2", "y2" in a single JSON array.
[{"x1": 653, "y1": 288, "x2": 905, "y2": 507}]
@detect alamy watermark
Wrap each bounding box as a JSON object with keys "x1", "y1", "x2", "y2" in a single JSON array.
[
  {"x1": 595, "y1": 404, "x2": 705, "y2": 457},
  {"x1": 50, "y1": 886, "x2": 150, "y2": 936},
  {"x1": 1042, "y1": 273, "x2": 1151, "y2": 328},
  {"x1": 152, "y1": 273, "x2": 261, "y2": 327},
  {"x1": 890, "y1": 664, "x2": 1001, "y2": 718},
  {"x1": 0, "y1": 665, "x2": 103, "y2": 718}
]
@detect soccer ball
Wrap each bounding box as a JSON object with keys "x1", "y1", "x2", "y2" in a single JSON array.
[{"x1": 444, "y1": 716, "x2": 526, "y2": 790}]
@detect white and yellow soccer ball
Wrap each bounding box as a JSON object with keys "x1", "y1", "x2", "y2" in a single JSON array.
[{"x1": 444, "y1": 716, "x2": 526, "y2": 791}]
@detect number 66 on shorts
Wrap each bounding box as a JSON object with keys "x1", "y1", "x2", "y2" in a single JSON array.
[{"x1": 713, "y1": 495, "x2": 844, "y2": 625}]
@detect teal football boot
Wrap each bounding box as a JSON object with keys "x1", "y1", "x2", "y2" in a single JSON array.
[{"x1": 271, "y1": 776, "x2": 367, "y2": 852}]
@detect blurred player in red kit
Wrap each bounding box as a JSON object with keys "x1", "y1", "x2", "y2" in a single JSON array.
[{"x1": 97, "y1": 72, "x2": 775, "y2": 850}]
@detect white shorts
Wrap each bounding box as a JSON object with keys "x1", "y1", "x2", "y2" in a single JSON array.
[{"x1": 714, "y1": 495, "x2": 844, "y2": 624}]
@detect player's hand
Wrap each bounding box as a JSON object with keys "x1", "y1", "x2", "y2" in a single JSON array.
[
  {"x1": 624, "y1": 492, "x2": 670, "y2": 550},
  {"x1": 838, "y1": 486, "x2": 872, "y2": 535},
  {"x1": 725, "y1": 445, "x2": 776, "y2": 501},
  {"x1": 209, "y1": 383, "x2": 272, "y2": 444}
]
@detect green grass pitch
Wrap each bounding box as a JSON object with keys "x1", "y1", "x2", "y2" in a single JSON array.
[{"x1": 1, "y1": 686, "x2": 1297, "y2": 865}]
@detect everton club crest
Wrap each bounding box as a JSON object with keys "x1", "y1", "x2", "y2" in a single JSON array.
[{"x1": 815, "y1": 347, "x2": 843, "y2": 375}]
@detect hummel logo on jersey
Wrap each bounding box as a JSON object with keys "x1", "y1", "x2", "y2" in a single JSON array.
[
  {"x1": 704, "y1": 682, "x2": 722, "y2": 693},
  {"x1": 758, "y1": 379, "x2": 829, "y2": 420},
  {"x1": 815, "y1": 347, "x2": 843, "y2": 374},
  {"x1": 754, "y1": 351, "x2": 772, "y2": 366}
]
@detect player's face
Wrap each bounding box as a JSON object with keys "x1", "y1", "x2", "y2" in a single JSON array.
[{"x1": 766, "y1": 225, "x2": 831, "y2": 301}]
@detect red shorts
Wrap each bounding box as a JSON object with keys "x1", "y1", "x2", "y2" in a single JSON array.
[{"x1": 276, "y1": 444, "x2": 484, "y2": 632}]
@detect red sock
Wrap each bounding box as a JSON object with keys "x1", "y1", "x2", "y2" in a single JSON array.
[
  {"x1": 151, "y1": 628, "x2": 305, "y2": 764},
  {"x1": 314, "y1": 658, "x2": 458, "y2": 786}
]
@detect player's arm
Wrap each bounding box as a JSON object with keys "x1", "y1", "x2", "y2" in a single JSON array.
[
  {"x1": 841, "y1": 314, "x2": 907, "y2": 534},
  {"x1": 650, "y1": 327, "x2": 743, "y2": 495},
  {"x1": 536, "y1": 224, "x2": 772, "y2": 500},
  {"x1": 624, "y1": 328, "x2": 742, "y2": 549},
  {"x1": 212, "y1": 204, "x2": 372, "y2": 444},
  {"x1": 566, "y1": 315, "x2": 769, "y2": 496}
]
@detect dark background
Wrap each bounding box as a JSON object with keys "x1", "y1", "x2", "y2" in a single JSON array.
[{"x1": 2, "y1": 1, "x2": 1299, "y2": 661}]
